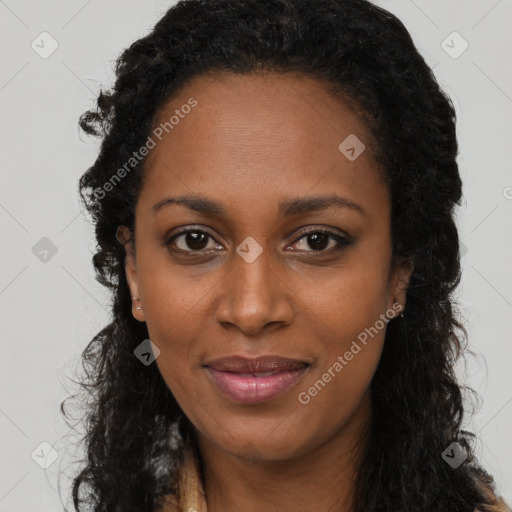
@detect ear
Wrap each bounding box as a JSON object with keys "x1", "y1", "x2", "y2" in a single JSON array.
[
  {"x1": 117, "y1": 225, "x2": 146, "y2": 323},
  {"x1": 388, "y1": 255, "x2": 414, "y2": 315}
]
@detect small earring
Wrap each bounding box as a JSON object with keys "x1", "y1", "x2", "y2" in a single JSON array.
[{"x1": 133, "y1": 296, "x2": 142, "y2": 311}]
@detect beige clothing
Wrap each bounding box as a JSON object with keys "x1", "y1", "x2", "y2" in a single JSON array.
[
  {"x1": 157, "y1": 442, "x2": 207, "y2": 512},
  {"x1": 157, "y1": 442, "x2": 511, "y2": 512}
]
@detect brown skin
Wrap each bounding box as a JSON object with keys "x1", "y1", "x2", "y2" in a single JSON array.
[{"x1": 121, "y1": 71, "x2": 414, "y2": 512}]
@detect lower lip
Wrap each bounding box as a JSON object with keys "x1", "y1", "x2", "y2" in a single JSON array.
[{"x1": 205, "y1": 366, "x2": 309, "y2": 404}]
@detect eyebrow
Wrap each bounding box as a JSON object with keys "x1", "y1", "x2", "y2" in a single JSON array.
[{"x1": 152, "y1": 194, "x2": 365, "y2": 217}]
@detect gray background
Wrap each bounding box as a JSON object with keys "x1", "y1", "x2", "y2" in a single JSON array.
[{"x1": 1, "y1": 0, "x2": 511, "y2": 510}]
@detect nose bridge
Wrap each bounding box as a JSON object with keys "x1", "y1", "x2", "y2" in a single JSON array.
[
  {"x1": 215, "y1": 242, "x2": 292, "y2": 333},
  {"x1": 234, "y1": 246, "x2": 272, "y2": 299}
]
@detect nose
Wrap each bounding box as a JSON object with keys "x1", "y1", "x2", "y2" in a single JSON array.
[{"x1": 214, "y1": 246, "x2": 294, "y2": 335}]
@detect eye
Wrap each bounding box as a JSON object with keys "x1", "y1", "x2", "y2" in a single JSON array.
[
  {"x1": 287, "y1": 229, "x2": 351, "y2": 253},
  {"x1": 165, "y1": 228, "x2": 223, "y2": 253},
  {"x1": 164, "y1": 226, "x2": 352, "y2": 256}
]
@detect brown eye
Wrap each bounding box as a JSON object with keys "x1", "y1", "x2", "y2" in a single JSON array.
[
  {"x1": 288, "y1": 229, "x2": 351, "y2": 253},
  {"x1": 165, "y1": 229, "x2": 223, "y2": 253},
  {"x1": 164, "y1": 226, "x2": 351, "y2": 257}
]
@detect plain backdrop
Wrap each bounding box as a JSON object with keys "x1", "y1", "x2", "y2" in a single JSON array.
[{"x1": 1, "y1": 0, "x2": 511, "y2": 510}]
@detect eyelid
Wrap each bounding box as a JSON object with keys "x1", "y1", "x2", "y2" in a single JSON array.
[{"x1": 291, "y1": 225, "x2": 350, "y2": 242}]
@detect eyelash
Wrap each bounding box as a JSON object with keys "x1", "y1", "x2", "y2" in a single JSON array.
[{"x1": 164, "y1": 226, "x2": 351, "y2": 256}]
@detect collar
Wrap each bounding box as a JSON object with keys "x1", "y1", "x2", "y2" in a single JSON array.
[
  {"x1": 178, "y1": 441, "x2": 208, "y2": 512},
  {"x1": 157, "y1": 440, "x2": 207, "y2": 512},
  {"x1": 159, "y1": 440, "x2": 511, "y2": 512}
]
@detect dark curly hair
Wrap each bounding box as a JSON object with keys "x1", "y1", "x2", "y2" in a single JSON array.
[{"x1": 62, "y1": 0, "x2": 506, "y2": 510}]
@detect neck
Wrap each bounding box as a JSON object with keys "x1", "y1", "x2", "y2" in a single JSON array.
[{"x1": 196, "y1": 394, "x2": 372, "y2": 512}]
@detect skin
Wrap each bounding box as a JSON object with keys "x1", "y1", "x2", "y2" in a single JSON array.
[{"x1": 121, "y1": 70, "x2": 414, "y2": 512}]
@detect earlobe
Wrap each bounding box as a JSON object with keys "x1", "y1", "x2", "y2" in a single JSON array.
[
  {"x1": 118, "y1": 225, "x2": 146, "y2": 323},
  {"x1": 389, "y1": 256, "x2": 414, "y2": 315}
]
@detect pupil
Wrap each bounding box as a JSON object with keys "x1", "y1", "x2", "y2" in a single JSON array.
[
  {"x1": 186, "y1": 232, "x2": 208, "y2": 250},
  {"x1": 308, "y1": 233, "x2": 328, "y2": 251}
]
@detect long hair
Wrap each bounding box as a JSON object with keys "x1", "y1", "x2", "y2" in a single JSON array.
[{"x1": 64, "y1": 0, "x2": 503, "y2": 510}]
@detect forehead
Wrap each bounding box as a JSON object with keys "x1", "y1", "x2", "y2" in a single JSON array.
[
  {"x1": 138, "y1": 70, "x2": 387, "y2": 220},
  {"x1": 151, "y1": 70, "x2": 370, "y2": 153}
]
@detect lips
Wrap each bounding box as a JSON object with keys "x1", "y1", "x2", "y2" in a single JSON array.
[
  {"x1": 203, "y1": 355, "x2": 310, "y2": 404},
  {"x1": 204, "y1": 355, "x2": 308, "y2": 374}
]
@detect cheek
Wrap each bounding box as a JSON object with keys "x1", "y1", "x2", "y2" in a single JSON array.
[
  {"x1": 137, "y1": 260, "x2": 221, "y2": 402},
  {"x1": 293, "y1": 272, "x2": 389, "y2": 447},
  {"x1": 137, "y1": 251, "x2": 216, "y2": 342},
  {"x1": 291, "y1": 251, "x2": 390, "y2": 403},
  {"x1": 295, "y1": 252, "x2": 391, "y2": 337}
]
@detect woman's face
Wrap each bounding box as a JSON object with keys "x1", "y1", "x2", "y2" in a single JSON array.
[{"x1": 123, "y1": 71, "x2": 413, "y2": 462}]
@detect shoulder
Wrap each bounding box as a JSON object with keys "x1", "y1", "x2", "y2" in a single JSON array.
[
  {"x1": 476, "y1": 498, "x2": 512, "y2": 512},
  {"x1": 154, "y1": 493, "x2": 181, "y2": 512},
  {"x1": 475, "y1": 477, "x2": 511, "y2": 512},
  {"x1": 153, "y1": 442, "x2": 207, "y2": 512}
]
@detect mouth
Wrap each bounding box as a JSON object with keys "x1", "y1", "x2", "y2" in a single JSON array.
[{"x1": 203, "y1": 355, "x2": 311, "y2": 404}]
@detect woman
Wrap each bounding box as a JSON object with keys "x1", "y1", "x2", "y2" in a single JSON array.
[{"x1": 65, "y1": 0, "x2": 511, "y2": 510}]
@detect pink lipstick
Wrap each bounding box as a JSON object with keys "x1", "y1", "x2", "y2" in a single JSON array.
[{"x1": 204, "y1": 355, "x2": 309, "y2": 404}]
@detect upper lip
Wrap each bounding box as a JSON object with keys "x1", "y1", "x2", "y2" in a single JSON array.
[{"x1": 204, "y1": 355, "x2": 309, "y2": 373}]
